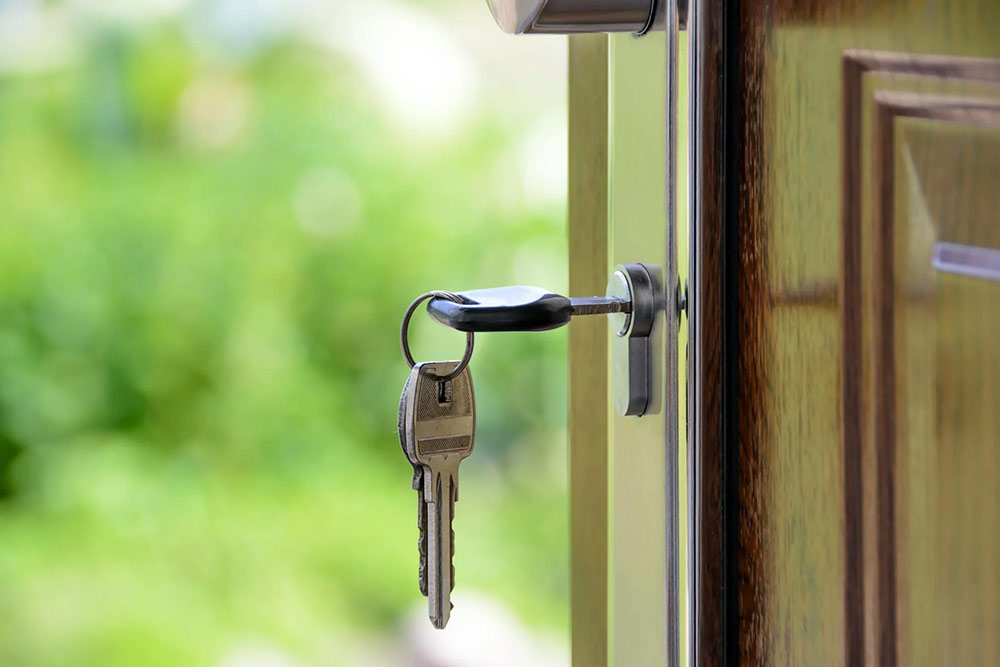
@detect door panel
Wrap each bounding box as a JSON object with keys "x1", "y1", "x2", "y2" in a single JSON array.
[
  {"x1": 692, "y1": 0, "x2": 1000, "y2": 664},
  {"x1": 883, "y1": 111, "x2": 1000, "y2": 665}
]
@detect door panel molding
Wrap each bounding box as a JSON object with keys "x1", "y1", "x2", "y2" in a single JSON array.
[{"x1": 842, "y1": 51, "x2": 1000, "y2": 665}]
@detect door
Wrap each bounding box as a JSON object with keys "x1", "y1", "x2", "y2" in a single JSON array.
[{"x1": 690, "y1": 0, "x2": 1000, "y2": 664}]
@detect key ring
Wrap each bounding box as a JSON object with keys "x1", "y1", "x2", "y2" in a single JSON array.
[{"x1": 400, "y1": 291, "x2": 475, "y2": 382}]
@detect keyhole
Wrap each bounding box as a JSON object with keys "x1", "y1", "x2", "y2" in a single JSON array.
[{"x1": 437, "y1": 380, "x2": 452, "y2": 404}]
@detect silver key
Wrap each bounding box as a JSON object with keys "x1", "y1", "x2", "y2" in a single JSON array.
[{"x1": 401, "y1": 361, "x2": 475, "y2": 629}]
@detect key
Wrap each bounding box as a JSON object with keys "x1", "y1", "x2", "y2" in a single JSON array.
[
  {"x1": 401, "y1": 361, "x2": 476, "y2": 629},
  {"x1": 398, "y1": 368, "x2": 429, "y2": 596}
]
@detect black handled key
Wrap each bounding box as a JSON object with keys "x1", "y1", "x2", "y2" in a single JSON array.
[{"x1": 426, "y1": 285, "x2": 630, "y2": 333}]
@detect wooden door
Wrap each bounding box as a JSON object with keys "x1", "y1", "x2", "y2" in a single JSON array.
[{"x1": 690, "y1": 0, "x2": 1000, "y2": 664}]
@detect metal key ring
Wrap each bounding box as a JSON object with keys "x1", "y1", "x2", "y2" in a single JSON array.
[{"x1": 400, "y1": 291, "x2": 475, "y2": 382}]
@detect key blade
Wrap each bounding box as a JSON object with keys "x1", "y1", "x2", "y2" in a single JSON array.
[{"x1": 427, "y1": 467, "x2": 456, "y2": 629}]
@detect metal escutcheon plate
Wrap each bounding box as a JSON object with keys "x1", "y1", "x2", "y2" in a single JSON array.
[{"x1": 606, "y1": 263, "x2": 659, "y2": 417}]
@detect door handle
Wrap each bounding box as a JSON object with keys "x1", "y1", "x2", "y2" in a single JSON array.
[
  {"x1": 485, "y1": 0, "x2": 686, "y2": 35},
  {"x1": 486, "y1": 0, "x2": 657, "y2": 34},
  {"x1": 421, "y1": 264, "x2": 661, "y2": 416}
]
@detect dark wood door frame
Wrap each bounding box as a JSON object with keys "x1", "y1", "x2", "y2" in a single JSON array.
[{"x1": 690, "y1": 0, "x2": 741, "y2": 664}]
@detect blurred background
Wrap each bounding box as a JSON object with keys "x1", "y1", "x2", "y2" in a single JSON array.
[{"x1": 0, "y1": 0, "x2": 570, "y2": 664}]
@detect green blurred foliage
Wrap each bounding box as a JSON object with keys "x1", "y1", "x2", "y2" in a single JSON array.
[{"x1": 0, "y1": 3, "x2": 568, "y2": 664}]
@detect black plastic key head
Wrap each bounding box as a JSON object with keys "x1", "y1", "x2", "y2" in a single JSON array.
[{"x1": 426, "y1": 286, "x2": 573, "y2": 332}]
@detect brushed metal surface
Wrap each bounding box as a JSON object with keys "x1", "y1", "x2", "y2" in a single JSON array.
[{"x1": 486, "y1": 0, "x2": 658, "y2": 34}]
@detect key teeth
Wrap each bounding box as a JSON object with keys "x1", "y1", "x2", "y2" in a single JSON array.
[{"x1": 417, "y1": 486, "x2": 428, "y2": 597}]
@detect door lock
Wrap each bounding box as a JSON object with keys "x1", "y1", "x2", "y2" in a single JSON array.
[
  {"x1": 424, "y1": 264, "x2": 660, "y2": 416},
  {"x1": 605, "y1": 264, "x2": 658, "y2": 416}
]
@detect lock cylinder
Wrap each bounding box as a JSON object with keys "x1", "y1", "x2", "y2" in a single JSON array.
[{"x1": 422, "y1": 263, "x2": 659, "y2": 418}]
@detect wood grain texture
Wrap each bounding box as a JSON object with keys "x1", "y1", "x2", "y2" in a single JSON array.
[
  {"x1": 689, "y1": 0, "x2": 729, "y2": 664},
  {"x1": 694, "y1": 1, "x2": 1000, "y2": 664},
  {"x1": 567, "y1": 34, "x2": 609, "y2": 667},
  {"x1": 844, "y1": 54, "x2": 1000, "y2": 666}
]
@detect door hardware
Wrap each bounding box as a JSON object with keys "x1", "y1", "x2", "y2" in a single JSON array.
[
  {"x1": 484, "y1": 0, "x2": 687, "y2": 35},
  {"x1": 605, "y1": 264, "x2": 659, "y2": 416}
]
